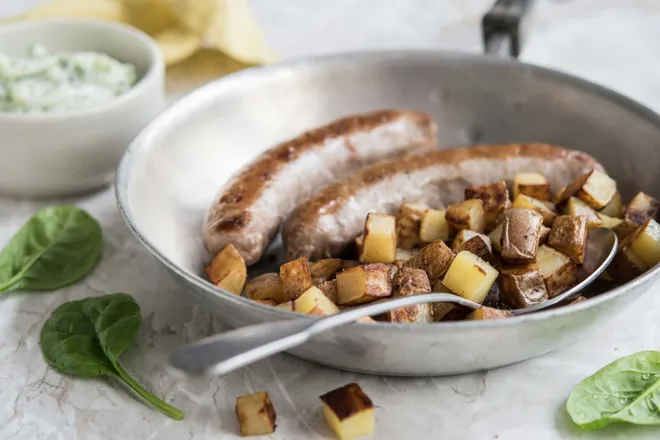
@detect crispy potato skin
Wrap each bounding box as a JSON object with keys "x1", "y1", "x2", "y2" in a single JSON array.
[
  {"x1": 547, "y1": 215, "x2": 588, "y2": 264},
  {"x1": 383, "y1": 267, "x2": 432, "y2": 323},
  {"x1": 280, "y1": 257, "x2": 314, "y2": 301},
  {"x1": 452, "y1": 231, "x2": 493, "y2": 262},
  {"x1": 624, "y1": 192, "x2": 659, "y2": 226},
  {"x1": 498, "y1": 266, "x2": 548, "y2": 309},
  {"x1": 402, "y1": 239, "x2": 455, "y2": 282},
  {"x1": 319, "y1": 279, "x2": 339, "y2": 304},
  {"x1": 320, "y1": 383, "x2": 374, "y2": 421},
  {"x1": 500, "y1": 208, "x2": 543, "y2": 264},
  {"x1": 464, "y1": 181, "x2": 511, "y2": 225},
  {"x1": 336, "y1": 263, "x2": 393, "y2": 305},
  {"x1": 535, "y1": 245, "x2": 578, "y2": 298},
  {"x1": 310, "y1": 259, "x2": 344, "y2": 285},
  {"x1": 445, "y1": 199, "x2": 486, "y2": 233},
  {"x1": 395, "y1": 203, "x2": 429, "y2": 249},
  {"x1": 245, "y1": 273, "x2": 285, "y2": 303},
  {"x1": 514, "y1": 172, "x2": 550, "y2": 201}
]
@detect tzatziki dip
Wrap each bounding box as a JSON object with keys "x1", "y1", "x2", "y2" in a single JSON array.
[{"x1": 0, "y1": 44, "x2": 138, "y2": 114}]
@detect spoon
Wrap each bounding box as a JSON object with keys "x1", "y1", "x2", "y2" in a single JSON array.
[{"x1": 170, "y1": 228, "x2": 617, "y2": 377}]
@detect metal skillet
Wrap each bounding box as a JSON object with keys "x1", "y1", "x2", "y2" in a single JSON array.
[{"x1": 115, "y1": 0, "x2": 660, "y2": 376}]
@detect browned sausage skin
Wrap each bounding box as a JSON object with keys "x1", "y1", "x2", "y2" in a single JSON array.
[
  {"x1": 282, "y1": 144, "x2": 603, "y2": 261},
  {"x1": 203, "y1": 110, "x2": 437, "y2": 265}
]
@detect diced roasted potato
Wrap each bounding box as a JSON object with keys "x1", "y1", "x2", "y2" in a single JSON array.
[
  {"x1": 534, "y1": 245, "x2": 578, "y2": 298},
  {"x1": 280, "y1": 257, "x2": 314, "y2": 301},
  {"x1": 564, "y1": 197, "x2": 602, "y2": 228},
  {"x1": 430, "y1": 280, "x2": 458, "y2": 320},
  {"x1": 629, "y1": 219, "x2": 660, "y2": 268},
  {"x1": 513, "y1": 172, "x2": 550, "y2": 201},
  {"x1": 547, "y1": 215, "x2": 588, "y2": 264},
  {"x1": 613, "y1": 220, "x2": 639, "y2": 240},
  {"x1": 419, "y1": 208, "x2": 450, "y2": 243},
  {"x1": 466, "y1": 307, "x2": 512, "y2": 320},
  {"x1": 500, "y1": 208, "x2": 543, "y2": 264},
  {"x1": 336, "y1": 263, "x2": 393, "y2": 305},
  {"x1": 464, "y1": 180, "x2": 511, "y2": 225},
  {"x1": 445, "y1": 199, "x2": 486, "y2": 233},
  {"x1": 395, "y1": 203, "x2": 429, "y2": 249},
  {"x1": 624, "y1": 192, "x2": 659, "y2": 227},
  {"x1": 402, "y1": 239, "x2": 455, "y2": 282},
  {"x1": 245, "y1": 273, "x2": 286, "y2": 303},
  {"x1": 293, "y1": 286, "x2": 341, "y2": 316},
  {"x1": 599, "y1": 214, "x2": 623, "y2": 230},
  {"x1": 276, "y1": 301, "x2": 293, "y2": 311},
  {"x1": 204, "y1": 244, "x2": 247, "y2": 295},
  {"x1": 451, "y1": 230, "x2": 492, "y2": 261},
  {"x1": 512, "y1": 194, "x2": 557, "y2": 226},
  {"x1": 320, "y1": 383, "x2": 374, "y2": 440},
  {"x1": 555, "y1": 169, "x2": 617, "y2": 210},
  {"x1": 253, "y1": 299, "x2": 278, "y2": 307},
  {"x1": 235, "y1": 391, "x2": 277, "y2": 437},
  {"x1": 488, "y1": 222, "x2": 504, "y2": 253},
  {"x1": 319, "y1": 280, "x2": 339, "y2": 304},
  {"x1": 394, "y1": 248, "x2": 415, "y2": 265},
  {"x1": 310, "y1": 259, "x2": 344, "y2": 285},
  {"x1": 498, "y1": 266, "x2": 549, "y2": 309},
  {"x1": 359, "y1": 213, "x2": 397, "y2": 264},
  {"x1": 442, "y1": 251, "x2": 499, "y2": 304},
  {"x1": 600, "y1": 192, "x2": 623, "y2": 218},
  {"x1": 539, "y1": 225, "x2": 551, "y2": 244},
  {"x1": 608, "y1": 235, "x2": 650, "y2": 283},
  {"x1": 382, "y1": 267, "x2": 433, "y2": 323}
]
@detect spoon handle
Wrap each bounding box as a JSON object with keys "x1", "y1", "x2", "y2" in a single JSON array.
[{"x1": 169, "y1": 293, "x2": 479, "y2": 377}]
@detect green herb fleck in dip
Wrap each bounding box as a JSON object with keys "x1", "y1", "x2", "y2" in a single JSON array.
[{"x1": 0, "y1": 44, "x2": 138, "y2": 114}]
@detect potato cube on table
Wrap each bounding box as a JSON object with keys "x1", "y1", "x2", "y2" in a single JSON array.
[
  {"x1": 235, "y1": 391, "x2": 277, "y2": 436},
  {"x1": 320, "y1": 383, "x2": 374, "y2": 440}
]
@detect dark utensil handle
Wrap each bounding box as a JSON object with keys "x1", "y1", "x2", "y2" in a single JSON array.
[{"x1": 482, "y1": 0, "x2": 533, "y2": 58}]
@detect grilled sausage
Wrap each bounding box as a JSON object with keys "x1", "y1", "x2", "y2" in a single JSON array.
[
  {"x1": 203, "y1": 110, "x2": 437, "y2": 265},
  {"x1": 282, "y1": 144, "x2": 603, "y2": 260}
]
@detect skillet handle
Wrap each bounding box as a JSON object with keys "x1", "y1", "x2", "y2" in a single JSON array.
[{"x1": 482, "y1": 0, "x2": 534, "y2": 58}]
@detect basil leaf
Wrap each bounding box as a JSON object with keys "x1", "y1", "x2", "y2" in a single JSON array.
[
  {"x1": 0, "y1": 205, "x2": 102, "y2": 292},
  {"x1": 40, "y1": 294, "x2": 184, "y2": 420},
  {"x1": 567, "y1": 351, "x2": 660, "y2": 430}
]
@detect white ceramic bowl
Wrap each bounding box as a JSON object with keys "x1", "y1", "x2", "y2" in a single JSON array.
[{"x1": 0, "y1": 19, "x2": 165, "y2": 198}]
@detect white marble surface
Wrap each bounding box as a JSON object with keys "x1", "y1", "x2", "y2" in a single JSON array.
[{"x1": 1, "y1": 1, "x2": 660, "y2": 439}]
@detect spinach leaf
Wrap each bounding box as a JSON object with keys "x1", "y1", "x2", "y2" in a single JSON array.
[
  {"x1": 40, "y1": 293, "x2": 184, "y2": 420},
  {"x1": 567, "y1": 351, "x2": 660, "y2": 430},
  {"x1": 0, "y1": 205, "x2": 102, "y2": 293}
]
